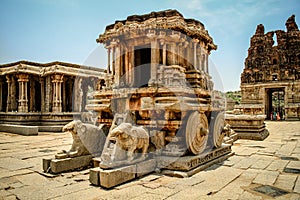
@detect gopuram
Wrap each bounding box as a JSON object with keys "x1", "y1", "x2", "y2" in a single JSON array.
[
  {"x1": 240, "y1": 15, "x2": 300, "y2": 120},
  {"x1": 0, "y1": 61, "x2": 105, "y2": 134},
  {"x1": 87, "y1": 9, "x2": 232, "y2": 188}
]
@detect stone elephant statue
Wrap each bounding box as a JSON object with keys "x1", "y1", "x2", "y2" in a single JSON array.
[
  {"x1": 58, "y1": 120, "x2": 106, "y2": 158},
  {"x1": 109, "y1": 123, "x2": 149, "y2": 161}
]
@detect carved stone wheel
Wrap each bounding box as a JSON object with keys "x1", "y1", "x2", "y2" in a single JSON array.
[
  {"x1": 186, "y1": 111, "x2": 209, "y2": 155},
  {"x1": 212, "y1": 112, "x2": 225, "y2": 148}
]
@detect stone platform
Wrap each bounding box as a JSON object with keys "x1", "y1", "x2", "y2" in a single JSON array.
[
  {"x1": 225, "y1": 114, "x2": 269, "y2": 140},
  {"x1": 0, "y1": 124, "x2": 38, "y2": 136},
  {"x1": 158, "y1": 145, "x2": 233, "y2": 177},
  {"x1": 89, "y1": 145, "x2": 232, "y2": 188}
]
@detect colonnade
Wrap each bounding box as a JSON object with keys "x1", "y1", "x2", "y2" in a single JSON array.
[
  {"x1": 0, "y1": 73, "x2": 87, "y2": 113},
  {"x1": 105, "y1": 31, "x2": 210, "y2": 87}
]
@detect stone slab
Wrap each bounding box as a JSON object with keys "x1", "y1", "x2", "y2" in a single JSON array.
[
  {"x1": 157, "y1": 145, "x2": 232, "y2": 171},
  {"x1": 0, "y1": 124, "x2": 38, "y2": 136},
  {"x1": 38, "y1": 126, "x2": 63, "y2": 132},
  {"x1": 99, "y1": 164, "x2": 136, "y2": 188},
  {"x1": 162, "y1": 152, "x2": 234, "y2": 178},
  {"x1": 45, "y1": 155, "x2": 93, "y2": 174},
  {"x1": 136, "y1": 159, "x2": 157, "y2": 177},
  {"x1": 237, "y1": 129, "x2": 269, "y2": 140}
]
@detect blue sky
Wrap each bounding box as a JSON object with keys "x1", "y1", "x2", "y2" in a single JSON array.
[{"x1": 1, "y1": 0, "x2": 299, "y2": 91}]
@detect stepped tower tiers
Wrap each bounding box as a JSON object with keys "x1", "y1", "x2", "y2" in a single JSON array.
[
  {"x1": 240, "y1": 15, "x2": 300, "y2": 120},
  {"x1": 95, "y1": 9, "x2": 217, "y2": 89}
]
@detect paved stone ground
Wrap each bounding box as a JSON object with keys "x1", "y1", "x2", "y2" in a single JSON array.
[{"x1": 0, "y1": 121, "x2": 299, "y2": 200}]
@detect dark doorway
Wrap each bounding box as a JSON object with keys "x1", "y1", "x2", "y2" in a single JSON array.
[
  {"x1": 1, "y1": 82, "x2": 8, "y2": 112},
  {"x1": 34, "y1": 80, "x2": 41, "y2": 111},
  {"x1": 265, "y1": 88, "x2": 285, "y2": 120},
  {"x1": 133, "y1": 45, "x2": 151, "y2": 87}
]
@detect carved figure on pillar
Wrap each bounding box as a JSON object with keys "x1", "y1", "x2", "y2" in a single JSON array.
[{"x1": 16, "y1": 74, "x2": 29, "y2": 113}]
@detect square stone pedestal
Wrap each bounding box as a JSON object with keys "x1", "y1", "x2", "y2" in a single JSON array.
[{"x1": 225, "y1": 114, "x2": 269, "y2": 140}]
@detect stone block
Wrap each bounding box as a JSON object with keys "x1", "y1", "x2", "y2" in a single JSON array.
[
  {"x1": 49, "y1": 155, "x2": 93, "y2": 174},
  {"x1": 136, "y1": 159, "x2": 157, "y2": 177},
  {"x1": 38, "y1": 126, "x2": 63, "y2": 132},
  {"x1": 158, "y1": 145, "x2": 232, "y2": 171},
  {"x1": 0, "y1": 124, "x2": 38, "y2": 136},
  {"x1": 89, "y1": 167, "x2": 101, "y2": 186},
  {"x1": 99, "y1": 165, "x2": 136, "y2": 188},
  {"x1": 42, "y1": 158, "x2": 52, "y2": 172}
]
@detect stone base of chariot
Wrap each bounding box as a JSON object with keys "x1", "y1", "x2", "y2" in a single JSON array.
[
  {"x1": 89, "y1": 145, "x2": 232, "y2": 188},
  {"x1": 158, "y1": 144, "x2": 233, "y2": 178},
  {"x1": 89, "y1": 159, "x2": 157, "y2": 188},
  {"x1": 42, "y1": 155, "x2": 93, "y2": 174},
  {"x1": 225, "y1": 114, "x2": 269, "y2": 141}
]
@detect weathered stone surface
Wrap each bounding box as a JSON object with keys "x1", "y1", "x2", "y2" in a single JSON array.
[
  {"x1": 89, "y1": 167, "x2": 101, "y2": 186},
  {"x1": 158, "y1": 145, "x2": 232, "y2": 171},
  {"x1": 136, "y1": 159, "x2": 157, "y2": 177},
  {"x1": 49, "y1": 155, "x2": 93, "y2": 174},
  {"x1": 99, "y1": 165, "x2": 136, "y2": 188},
  {"x1": 0, "y1": 124, "x2": 38, "y2": 136}
]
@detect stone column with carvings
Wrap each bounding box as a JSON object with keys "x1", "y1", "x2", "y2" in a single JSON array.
[
  {"x1": 6, "y1": 75, "x2": 11, "y2": 112},
  {"x1": 115, "y1": 45, "x2": 121, "y2": 86},
  {"x1": 112, "y1": 47, "x2": 115, "y2": 75},
  {"x1": 128, "y1": 46, "x2": 134, "y2": 86},
  {"x1": 73, "y1": 77, "x2": 83, "y2": 112},
  {"x1": 192, "y1": 40, "x2": 198, "y2": 69},
  {"x1": 51, "y1": 74, "x2": 63, "y2": 112},
  {"x1": 107, "y1": 48, "x2": 111, "y2": 74},
  {"x1": 149, "y1": 36, "x2": 159, "y2": 86},
  {"x1": 205, "y1": 53, "x2": 209, "y2": 74},
  {"x1": 11, "y1": 76, "x2": 17, "y2": 111},
  {"x1": 40, "y1": 78, "x2": 45, "y2": 112},
  {"x1": 162, "y1": 42, "x2": 167, "y2": 65},
  {"x1": 45, "y1": 76, "x2": 51, "y2": 112},
  {"x1": 17, "y1": 74, "x2": 29, "y2": 113}
]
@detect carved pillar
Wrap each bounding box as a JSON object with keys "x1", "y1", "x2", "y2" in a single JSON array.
[
  {"x1": 171, "y1": 43, "x2": 176, "y2": 65},
  {"x1": 52, "y1": 74, "x2": 63, "y2": 112},
  {"x1": 45, "y1": 76, "x2": 51, "y2": 112},
  {"x1": 129, "y1": 46, "x2": 134, "y2": 86},
  {"x1": 62, "y1": 77, "x2": 67, "y2": 112},
  {"x1": 5, "y1": 75, "x2": 11, "y2": 112},
  {"x1": 17, "y1": 74, "x2": 29, "y2": 113},
  {"x1": 206, "y1": 53, "x2": 209, "y2": 73},
  {"x1": 73, "y1": 77, "x2": 83, "y2": 112},
  {"x1": 162, "y1": 43, "x2": 167, "y2": 65},
  {"x1": 193, "y1": 42, "x2": 197, "y2": 69},
  {"x1": 149, "y1": 38, "x2": 159, "y2": 85},
  {"x1": 112, "y1": 47, "x2": 115, "y2": 75},
  {"x1": 178, "y1": 43, "x2": 183, "y2": 66},
  {"x1": 115, "y1": 45, "x2": 121, "y2": 86},
  {"x1": 107, "y1": 48, "x2": 111, "y2": 73},
  {"x1": 39, "y1": 78, "x2": 45, "y2": 112},
  {"x1": 124, "y1": 48, "x2": 129, "y2": 84},
  {"x1": 11, "y1": 76, "x2": 17, "y2": 111}
]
